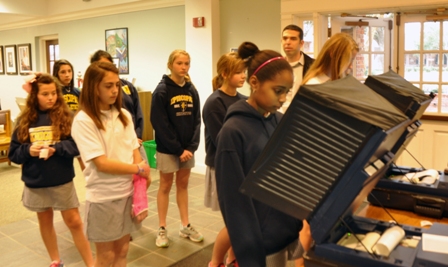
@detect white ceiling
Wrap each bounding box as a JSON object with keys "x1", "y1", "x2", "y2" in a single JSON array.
[{"x1": 0, "y1": 0, "x2": 183, "y2": 31}]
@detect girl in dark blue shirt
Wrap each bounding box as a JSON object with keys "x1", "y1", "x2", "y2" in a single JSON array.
[{"x1": 203, "y1": 52, "x2": 246, "y2": 267}]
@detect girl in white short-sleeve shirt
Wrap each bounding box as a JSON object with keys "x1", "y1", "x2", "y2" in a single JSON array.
[{"x1": 72, "y1": 61, "x2": 150, "y2": 267}]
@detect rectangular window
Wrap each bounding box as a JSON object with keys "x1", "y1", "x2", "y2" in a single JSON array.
[
  {"x1": 402, "y1": 18, "x2": 448, "y2": 115},
  {"x1": 45, "y1": 39, "x2": 59, "y2": 73}
]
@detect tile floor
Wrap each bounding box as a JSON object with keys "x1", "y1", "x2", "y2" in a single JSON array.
[{"x1": 0, "y1": 170, "x2": 225, "y2": 267}]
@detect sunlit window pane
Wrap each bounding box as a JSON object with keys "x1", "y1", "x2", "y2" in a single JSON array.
[
  {"x1": 303, "y1": 20, "x2": 314, "y2": 53},
  {"x1": 371, "y1": 27, "x2": 385, "y2": 52},
  {"x1": 371, "y1": 54, "x2": 384, "y2": 74},
  {"x1": 443, "y1": 53, "x2": 448, "y2": 82},
  {"x1": 422, "y1": 53, "x2": 439, "y2": 82},
  {"x1": 441, "y1": 85, "x2": 448, "y2": 113},
  {"x1": 55, "y1": 45, "x2": 60, "y2": 60},
  {"x1": 404, "y1": 53, "x2": 420, "y2": 81},
  {"x1": 354, "y1": 26, "x2": 369, "y2": 52},
  {"x1": 49, "y1": 45, "x2": 54, "y2": 60},
  {"x1": 422, "y1": 84, "x2": 439, "y2": 112},
  {"x1": 444, "y1": 22, "x2": 448, "y2": 50},
  {"x1": 423, "y1": 21, "x2": 440, "y2": 50},
  {"x1": 353, "y1": 53, "x2": 369, "y2": 80},
  {"x1": 405, "y1": 22, "x2": 421, "y2": 51}
]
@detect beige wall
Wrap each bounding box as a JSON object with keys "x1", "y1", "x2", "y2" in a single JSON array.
[{"x1": 0, "y1": 6, "x2": 186, "y2": 119}]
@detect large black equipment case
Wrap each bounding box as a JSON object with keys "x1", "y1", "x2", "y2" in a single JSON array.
[
  {"x1": 363, "y1": 71, "x2": 444, "y2": 218},
  {"x1": 367, "y1": 166, "x2": 448, "y2": 218},
  {"x1": 240, "y1": 75, "x2": 448, "y2": 267}
]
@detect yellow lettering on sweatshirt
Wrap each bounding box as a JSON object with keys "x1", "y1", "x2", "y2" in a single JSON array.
[
  {"x1": 29, "y1": 126, "x2": 58, "y2": 145},
  {"x1": 170, "y1": 95, "x2": 193, "y2": 105}
]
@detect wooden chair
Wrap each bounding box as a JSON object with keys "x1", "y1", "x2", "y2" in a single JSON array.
[{"x1": 0, "y1": 110, "x2": 12, "y2": 165}]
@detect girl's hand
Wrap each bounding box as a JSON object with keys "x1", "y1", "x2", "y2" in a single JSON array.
[
  {"x1": 179, "y1": 150, "x2": 193, "y2": 162},
  {"x1": 137, "y1": 161, "x2": 150, "y2": 178},
  {"x1": 133, "y1": 210, "x2": 148, "y2": 223},
  {"x1": 44, "y1": 147, "x2": 56, "y2": 160},
  {"x1": 29, "y1": 144, "x2": 42, "y2": 157}
]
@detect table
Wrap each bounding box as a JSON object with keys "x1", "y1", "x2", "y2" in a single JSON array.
[{"x1": 356, "y1": 202, "x2": 448, "y2": 227}]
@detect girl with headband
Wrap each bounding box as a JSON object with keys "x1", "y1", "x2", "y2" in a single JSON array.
[{"x1": 215, "y1": 41, "x2": 308, "y2": 267}]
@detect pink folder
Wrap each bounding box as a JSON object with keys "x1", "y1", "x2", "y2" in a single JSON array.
[{"x1": 132, "y1": 174, "x2": 148, "y2": 216}]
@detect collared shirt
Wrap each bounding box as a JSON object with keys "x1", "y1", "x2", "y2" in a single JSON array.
[
  {"x1": 72, "y1": 107, "x2": 139, "y2": 203},
  {"x1": 279, "y1": 53, "x2": 305, "y2": 114}
]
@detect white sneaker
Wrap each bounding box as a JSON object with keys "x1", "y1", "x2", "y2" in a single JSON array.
[
  {"x1": 179, "y1": 223, "x2": 204, "y2": 242},
  {"x1": 155, "y1": 227, "x2": 169, "y2": 247}
]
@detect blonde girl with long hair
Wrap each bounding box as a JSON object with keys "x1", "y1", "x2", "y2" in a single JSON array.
[{"x1": 302, "y1": 32, "x2": 359, "y2": 85}]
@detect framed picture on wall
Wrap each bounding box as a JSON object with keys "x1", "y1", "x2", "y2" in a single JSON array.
[
  {"x1": 17, "y1": 43, "x2": 32, "y2": 75},
  {"x1": 105, "y1": 27, "x2": 129, "y2": 74},
  {"x1": 5, "y1": 45, "x2": 17, "y2": 75},
  {"x1": 0, "y1": 46, "x2": 4, "y2": 75}
]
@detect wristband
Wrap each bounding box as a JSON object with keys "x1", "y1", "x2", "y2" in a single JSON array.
[{"x1": 136, "y1": 165, "x2": 144, "y2": 175}]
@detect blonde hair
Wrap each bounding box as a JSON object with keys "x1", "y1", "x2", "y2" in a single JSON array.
[
  {"x1": 167, "y1": 49, "x2": 191, "y2": 83},
  {"x1": 302, "y1": 33, "x2": 359, "y2": 84},
  {"x1": 212, "y1": 52, "x2": 245, "y2": 91}
]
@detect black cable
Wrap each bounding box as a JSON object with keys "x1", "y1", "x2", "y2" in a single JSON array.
[
  {"x1": 368, "y1": 192, "x2": 402, "y2": 227},
  {"x1": 391, "y1": 162, "x2": 416, "y2": 183},
  {"x1": 404, "y1": 147, "x2": 426, "y2": 170}
]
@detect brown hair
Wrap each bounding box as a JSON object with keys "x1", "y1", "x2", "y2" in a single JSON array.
[
  {"x1": 212, "y1": 52, "x2": 245, "y2": 91},
  {"x1": 15, "y1": 74, "x2": 72, "y2": 143},
  {"x1": 90, "y1": 50, "x2": 113, "y2": 63},
  {"x1": 79, "y1": 61, "x2": 128, "y2": 130},
  {"x1": 52, "y1": 59, "x2": 75, "y2": 88},
  {"x1": 238, "y1": 41, "x2": 291, "y2": 85},
  {"x1": 302, "y1": 33, "x2": 359, "y2": 84}
]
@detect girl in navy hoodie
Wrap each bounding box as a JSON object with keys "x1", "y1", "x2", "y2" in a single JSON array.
[
  {"x1": 52, "y1": 59, "x2": 80, "y2": 113},
  {"x1": 150, "y1": 49, "x2": 202, "y2": 248},
  {"x1": 52, "y1": 59, "x2": 86, "y2": 171},
  {"x1": 215, "y1": 42, "x2": 306, "y2": 267},
  {"x1": 9, "y1": 74, "x2": 93, "y2": 267},
  {"x1": 204, "y1": 52, "x2": 247, "y2": 267}
]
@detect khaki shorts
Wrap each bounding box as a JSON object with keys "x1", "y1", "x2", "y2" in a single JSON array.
[
  {"x1": 84, "y1": 196, "x2": 140, "y2": 242},
  {"x1": 156, "y1": 151, "x2": 195, "y2": 173},
  {"x1": 22, "y1": 181, "x2": 79, "y2": 212}
]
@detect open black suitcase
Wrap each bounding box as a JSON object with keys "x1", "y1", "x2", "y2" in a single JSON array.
[
  {"x1": 368, "y1": 166, "x2": 448, "y2": 218},
  {"x1": 362, "y1": 71, "x2": 445, "y2": 218}
]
